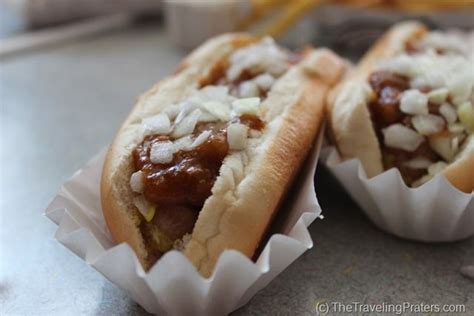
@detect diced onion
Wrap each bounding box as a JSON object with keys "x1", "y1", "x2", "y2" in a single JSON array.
[
  {"x1": 201, "y1": 101, "x2": 230, "y2": 121},
  {"x1": 427, "y1": 88, "x2": 449, "y2": 104},
  {"x1": 411, "y1": 114, "x2": 445, "y2": 136},
  {"x1": 191, "y1": 85, "x2": 233, "y2": 104},
  {"x1": 403, "y1": 157, "x2": 432, "y2": 169},
  {"x1": 428, "y1": 134, "x2": 455, "y2": 161},
  {"x1": 232, "y1": 97, "x2": 260, "y2": 116},
  {"x1": 382, "y1": 124, "x2": 424, "y2": 152},
  {"x1": 133, "y1": 196, "x2": 155, "y2": 222},
  {"x1": 227, "y1": 123, "x2": 248, "y2": 150},
  {"x1": 249, "y1": 130, "x2": 263, "y2": 138},
  {"x1": 400, "y1": 90, "x2": 428, "y2": 115},
  {"x1": 457, "y1": 101, "x2": 474, "y2": 132},
  {"x1": 428, "y1": 161, "x2": 448, "y2": 176},
  {"x1": 163, "y1": 104, "x2": 180, "y2": 120},
  {"x1": 451, "y1": 137, "x2": 459, "y2": 154},
  {"x1": 254, "y1": 73, "x2": 275, "y2": 91},
  {"x1": 172, "y1": 108, "x2": 202, "y2": 138},
  {"x1": 226, "y1": 37, "x2": 288, "y2": 81},
  {"x1": 191, "y1": 130, "x2": 211, "y2": 148},
  {"x1": 178, "y1": 100, "x2": 198, "y2": 116},
  {"x1": 130, "y1": 170, "x2": 144, "y2": 193},
  {"x1": 449, "y1": 75, "x2": 473, "y2": 106},
  {"x1": 173, "y1": 100, "x2": 200, "y2": 126},
  {"x1": 173, "y1": 135, "x2": 193, "y2": 151},
  {"x1": 198, "y1": 111, "x2": 217, "y2": 122},
  {"x1": 150, "y1": 141, "x2": 176, "y2": 164},
  {"x1": 410, "y1": 73, "x2": 444, "y2": 90},
  {"x1": 377, "y1": 54, "x2": 416, "y2": 77},
  {"x1": 142, "y1": 113, "x2": 171, "y2": 135},
  {"x1": 239, "y1": 81, "x2": 260, "y2": 98},
  {"x1": 201, "y1": 86, "x2": 230, "y2": 102},
  {"x1": 419, "y1": 32, "x2": 465, "y2": 55},
  {"x1": 439, "y1": 103, "x2": 457, "y2": 124},
  {"x1": 448, "y1": 123, "x2": 465, "y2": 134}
]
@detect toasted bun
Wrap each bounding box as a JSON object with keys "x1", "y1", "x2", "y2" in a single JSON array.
[
  {"x1": 327, "y1": 21, "x2": 473, "y2": 192},
  {"x1": 101, "y1": 34, "x2": 347, "y2": 276}
]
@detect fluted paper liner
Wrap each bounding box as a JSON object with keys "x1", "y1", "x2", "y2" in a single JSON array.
[
  {"x1": 45, "y1": 131, "x2": 323, "y2": 315},
  {"x1": 322, "y1": 146, "x2": 474, "y2": 242}
]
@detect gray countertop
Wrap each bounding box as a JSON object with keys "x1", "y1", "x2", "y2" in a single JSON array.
[{"x1": 1, "y1": 23, "x2": 473, "y2": 316}]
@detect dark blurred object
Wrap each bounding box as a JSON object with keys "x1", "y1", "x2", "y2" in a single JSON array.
[
  {"x1": 2, "y1": 0, "x2": 162, "y2": 28},
  {"x1": 309, "y1": 4, "x2": 474, "y2": 60},
  {"x1": 165, "y1": 0, "x2": 473, "y2": 50}
]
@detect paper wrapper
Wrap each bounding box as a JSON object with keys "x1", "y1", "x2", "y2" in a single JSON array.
[
  {"x1": 44, "y1": 132, "x2": 323, "y2": 315},
  {"x1": 322, "y1": 146, "x2": 474, "y2": 242}
]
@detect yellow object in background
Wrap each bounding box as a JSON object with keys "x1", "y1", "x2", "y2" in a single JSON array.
[{"x1": 241, "y1": 0, "x2": 474, "y2": 38}]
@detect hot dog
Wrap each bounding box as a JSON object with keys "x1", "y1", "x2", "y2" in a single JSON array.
[
  {"x1": 101, "y1": 34, "x2": 346, "y2": 277},
  {"x1": 328, "y1": 21, "x2": 474, "y2": 192}
]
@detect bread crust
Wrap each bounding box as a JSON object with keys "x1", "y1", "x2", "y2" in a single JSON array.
[
  {"x1": 101, "y1": 34, "x2": 346, "y2": 275},
  {"x1": 327, "y1": 21, "x2": 473, "y2": 192}
]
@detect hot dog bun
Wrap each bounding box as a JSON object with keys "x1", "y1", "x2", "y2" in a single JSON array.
[
  {"x1": 101, "y1": 34, "x2": 346, "y2": 276},
  {"x1": 327, "y1": 21, "x2": 474, "y2": 192}
]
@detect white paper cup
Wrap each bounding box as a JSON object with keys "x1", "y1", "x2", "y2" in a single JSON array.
[
  {"x1": 45, "y1": 131, "x2": 323, "y2": 315},
  {"x1": 322, "y1": 146, "x2": 474, "y2": 242}
]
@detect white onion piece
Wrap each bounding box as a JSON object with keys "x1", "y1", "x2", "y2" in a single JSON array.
[
  {"x1": 173, "y1": 135, "x2": 193, "y2": 151},
  {"x1": 400, "y1": 90, "x2": 428, "y2": 115},
  {"x1": 198, "y1": 111, "x2": 217, "y2": 122},
  {"x1": 249, "y1": 130, "x2": 262, "y2": 138},
  {"x1": 191, "y1": 130, "x2": 211, "y2": 148},
  {"x1": 226, "y1": 66, "x2": 241, "y2": 83},
  {"x1": 419, "y1": 32, "x2": 465, "y2": 55},
  {"x1": 457, "y1": 101, "x2": 474, "y2": 132},
  {"x1": 449, "y1": 75, "x2": 473, "y2": 106},
  {"x1": 439, "y1": 103, "x2": 457, "y2": 124},
  {"x1": 427, "y1": 88, "x2": 449, "y2": 104},
  {"x1": 254, "y1": 73, "x2": 275, "y2": 91},
  {"x1": 227, "y1": 123, "x2": 248, "y2": 150},
  {"x1": 133, "y1": 196, "x2": 155, "y2": 222},
  {"x1": 239, "y1": 81, "x2": 260, "y2": 98},
  {"x1": 174, "y1": 100, "x2": 199, "y2": 126},
  {"x1": 428, "y1": 134, "x2": 454, "y2": 161},
  {"x1": 232, "y1": 97, "x2": 260, "y2": 116},
  {"x1": 192, "y1": 85, "x2": 232, "y2": 104},
  {"x1": 130, "y1": 170, "x2": 144, "y2": 193},
  {"x1": 410, "y1": 74, "x2": 444, "y2": 90},
  {"x1": 448, "y1": 123, "x2": 465, "y2": 134},
  {"x1": 142, "y1": 113, "x2": 171, "y2": 135},
  {"x1": 226, "y1": 37, "x2": 288, "y2": 81},
  {"x1": 382, "y1": 124, "x2": 424, "y2": 152},
  {"x1": 163, "y1": 104, "x2": 180, "y2": 120},
  {"x1": 172, "y1": 108, "x2": 202, "y2": 138},
  {"x1": 202, "y1": 85, "x2": 229, "y2": 100},
  {"x1": 179, "y1": 100, "x2": 198, "y2": 114},
  {"x1": 451, "y1": 137, "x2": 459, "y2": 154},
  {"x1": 150, "y1": 141, "x2": 176, "y2": 164},
  {"x1": 201, "y1": 101, "x2": 230, "y2": 121},
  {"x1": 411, "y1": 114, "x2": 445, "y2": 136},
  {"x1": 403, "y1": 157, "x2": 432, "y2": 169},
  {"x1": 377, "y1": 54, "x2": 415, "y2": 77},
  {"x1": 428, "y1": 161, "x2": 448, "y2": 176},
  {"x1": 267, "y1": 62, "x2": 288, "y2": 77}
]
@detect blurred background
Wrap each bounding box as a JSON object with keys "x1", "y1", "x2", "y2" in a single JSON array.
[{"x1": 1, "y1": 0, "x2": 473, "y2": 59}]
